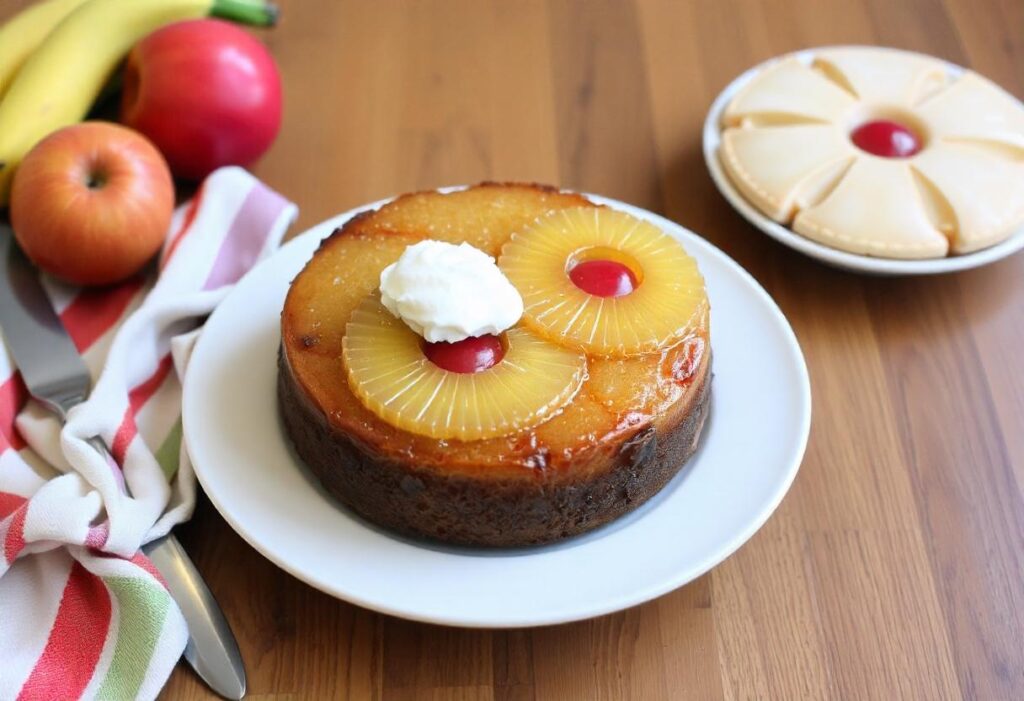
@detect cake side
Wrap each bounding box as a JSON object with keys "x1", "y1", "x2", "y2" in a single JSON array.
[{"x1": 279, "y1": 346, "x2": 711, "y2": 547}]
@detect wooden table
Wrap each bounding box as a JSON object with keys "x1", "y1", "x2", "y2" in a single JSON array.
[{"x1": 160, "y1": 0, "x2": 1024, "y2": 698}]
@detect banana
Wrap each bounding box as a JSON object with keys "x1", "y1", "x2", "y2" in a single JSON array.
[
  {"x1": 0, "y1": 0, "x2": 90, "y2": 101},
  {"x1": 0, "y1": 0, "x2": 278, "y2": 206}
]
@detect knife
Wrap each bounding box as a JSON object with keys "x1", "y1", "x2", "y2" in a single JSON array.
[{"x1": 0, "y1": 226, "x2": 246, "y2": 700}]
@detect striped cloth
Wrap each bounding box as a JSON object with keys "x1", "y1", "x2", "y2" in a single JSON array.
[{"x1": 0, "y1": 167, "x2": 297, "y2": 700}]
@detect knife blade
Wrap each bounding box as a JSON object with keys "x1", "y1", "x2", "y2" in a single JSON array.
[{"x1": 0, "y1": 226, "x2": 247, "y2": 700}]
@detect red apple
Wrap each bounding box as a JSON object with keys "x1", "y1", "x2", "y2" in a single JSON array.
[
  {"x1": 10, "y1": 122, "x2": 174, "y2": 286},
  {"x1": 120, "y1": 19, "x2": 282, "y2": 180}
]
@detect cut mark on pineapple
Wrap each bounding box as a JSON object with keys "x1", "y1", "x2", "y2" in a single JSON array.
[
  {"x1": 360, "y1": 361, "x2": 423, "y2": 387},
  {"x1": 587, "y1": 298, "x2": 606, "y2": 345},
  {"x1": 531, "y1": 297, "x2": 570, "y2": 322},
  {"x1": 810, "y1": 59, "x2": 860, "y2": 99},
  {"x1": 910, "y1": 166, "x2": 958, "y2": 243},
  {"x1": 415, "y1": 374, "x2": 447, "y2": 423},
  {"x1": 563, "y1": 295, "x2": 593, "y2": 337}
]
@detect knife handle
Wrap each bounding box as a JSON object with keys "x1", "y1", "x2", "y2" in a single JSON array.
[{"x1": 87, "y1": 437, "x2": 247, "y2": 699}]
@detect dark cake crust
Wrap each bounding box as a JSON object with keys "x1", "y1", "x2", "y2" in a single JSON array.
[{"x1": 278, "y1": 348, "x2": 711, "y2": 547}]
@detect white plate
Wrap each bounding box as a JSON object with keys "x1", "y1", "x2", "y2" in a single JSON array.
[
  {"x1": 703, "y1": 47, "x2": 1024, "y2": 276},
  {"x1": 182, "y1": 193, "x2": 811, "y2": 628}
]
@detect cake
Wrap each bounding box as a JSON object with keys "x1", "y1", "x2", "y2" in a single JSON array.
[
  {"x1": 719, "y1": 46, "x2": 1024, "y2": 259},
  {"x1": 279, "y1": 183, "x2": 711, "y2": 547}
]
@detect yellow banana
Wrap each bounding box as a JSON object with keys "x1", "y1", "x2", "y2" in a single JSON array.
[
  {"x1": 0, "y1": 0, "x2": 278, "y2": 205},
  {"x1": 0, "y1": 0, "x2": 90, "y2": 101}
]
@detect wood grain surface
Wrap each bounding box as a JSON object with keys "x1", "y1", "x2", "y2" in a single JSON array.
[
  {"x1": 176, "y1": 0, "x2": 1024, "y2": 698},
  {"x1": 5, "y1": 0, "x2": 1020, "y2": 698}
]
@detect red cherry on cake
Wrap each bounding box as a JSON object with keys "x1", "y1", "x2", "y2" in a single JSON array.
[
  {"x1": 569, "y1": 260, "x2": 638, "y2": 297},
  {"x1": 424, "y1": 334, "x2": 505, "y2": 373},
  {"x1": 850, "y1": 120, "x2": 922, "y2": 158}
]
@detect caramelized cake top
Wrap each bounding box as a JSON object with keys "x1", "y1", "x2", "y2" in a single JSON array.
[{"x1": 281, "y1": 183, "x2": 710, "y2": 479}]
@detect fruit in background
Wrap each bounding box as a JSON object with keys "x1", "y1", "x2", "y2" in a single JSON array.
[
  {"x1": 0, "y1": 0, "x2": 278, "y2": 206},
  {"x1": 0, "y1": 0, "x2": 89, "y2": 100},
  {"x1": 499, "y1": 208, "x2": 707, "y2": 356},
  {"x1": 343, "y1": 295, "x2": 587, "y2": 441},
  {"x1": 120, "y1": 19, "x2": 282, "y2": 180},
  {"x1": 10, "y1": 122, "x2": 174, "y2": 286}
]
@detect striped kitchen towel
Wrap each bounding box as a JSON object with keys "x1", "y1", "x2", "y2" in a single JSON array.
[{"x1": 0, "y1": 166, "x2": 297, "y2": 700}]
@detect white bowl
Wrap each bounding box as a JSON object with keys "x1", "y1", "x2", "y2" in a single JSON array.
[{"x1": 702, "y1": 47, "x2": 1024, "y2": 276}]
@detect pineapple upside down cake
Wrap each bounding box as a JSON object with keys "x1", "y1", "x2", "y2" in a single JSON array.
[
  {"x1": 719, "y1": 46, "x2": 1024, "y2": 259},
  {"x1": 279, "y1": 183, "x2": 710, "y2": 547}
]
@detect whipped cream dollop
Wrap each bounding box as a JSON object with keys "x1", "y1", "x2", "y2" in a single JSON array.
[{"x1": 379, "y1": 240, "x2": 524, "y2": 343}]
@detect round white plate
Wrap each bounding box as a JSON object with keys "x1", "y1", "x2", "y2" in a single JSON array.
[
  {"x1": 703, "y1": 47, "x2": 1024, "y2": 275},
  {"x1": 183, "y1": 193, "x2": 811, "y2": 628}
]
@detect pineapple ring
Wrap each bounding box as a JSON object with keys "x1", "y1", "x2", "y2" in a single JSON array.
[
  {"x1": 343, "y1": 294, "x2": 587, "y2": 441},
  {"x1": 499, "y1": 208, "x2": 708, "y2": 357}
]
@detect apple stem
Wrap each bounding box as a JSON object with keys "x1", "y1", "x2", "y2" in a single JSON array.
[{"x1": 211, "y1": 0, "x2": 280, "y2": 26}]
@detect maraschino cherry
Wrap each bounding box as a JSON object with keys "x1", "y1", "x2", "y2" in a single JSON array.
[
  {"x1": 850, "y1": 120, "x2": 922, "y2": 158},
  {"x1": 424, "y1": 334, "x2": 505, "y2": 373},
  {"x1": 569, "y1": 260, "x2": 638, "y2": 297}
]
